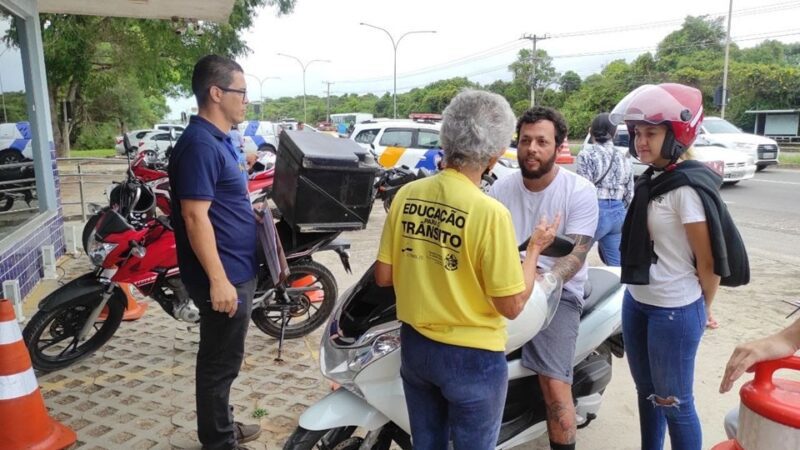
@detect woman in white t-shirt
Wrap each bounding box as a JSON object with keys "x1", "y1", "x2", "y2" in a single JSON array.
[{"x1": 610, "y1": 83, "x2": 720, "y2": 450}]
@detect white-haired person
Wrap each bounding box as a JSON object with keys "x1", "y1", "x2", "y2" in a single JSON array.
[{"x1": 374, "y1": 89, "x2": 558, "y2": 449}]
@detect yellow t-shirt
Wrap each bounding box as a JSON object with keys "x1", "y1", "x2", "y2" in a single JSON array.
[{"x1": 377, "y1": 169, "x2": 525, "y2": 351}]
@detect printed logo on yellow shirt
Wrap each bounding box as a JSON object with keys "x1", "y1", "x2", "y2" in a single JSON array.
[
  {"x1": 444, "y1": 253, "x2": 459, "y2": 271},
  {"x1": 400, "y1": 199, "x2": 467, "y2": 255}
]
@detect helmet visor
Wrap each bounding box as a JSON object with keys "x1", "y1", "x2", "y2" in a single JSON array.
[{"x1": 609, "y1": 84, "x2": 701, "y2": 127}]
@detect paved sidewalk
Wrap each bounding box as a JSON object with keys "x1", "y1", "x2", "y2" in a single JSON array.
[
  {"x1": 22, "y1": 208, "x2": 386, "y2": 450},
  {"x1": 25, "y1": 255, "x2": 330, "y2": 449}
]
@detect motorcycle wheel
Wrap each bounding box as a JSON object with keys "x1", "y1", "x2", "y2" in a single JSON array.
[
  {"x1": 282, "y1": 426, "x2": 355, "y2": 450},
  {"x1": 82, "y1": 212, "x2": 102, "y2": 252},
  {"x1": 251, "y1": 260, "x2": 337, "y2": 339},
  {"x1": 23, "y1": 291, "x2": 125, "y2": 372},
  {"x1": 0, "y1": 194, "x2": 13, "y2": 212}
]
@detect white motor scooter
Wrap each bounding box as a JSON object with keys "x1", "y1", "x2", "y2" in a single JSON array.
[{"x1": 284, "y1": 237, "x2": 625, "y2": 450}]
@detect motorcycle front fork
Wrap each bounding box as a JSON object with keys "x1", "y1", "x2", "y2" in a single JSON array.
[{"x1": 77, "y1": 282, "x2": 115, "y2": 341}]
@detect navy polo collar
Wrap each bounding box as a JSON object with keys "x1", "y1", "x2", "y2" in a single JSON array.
[{"x1": 189, "y1": 115, "x2": 229, "y2": 140}]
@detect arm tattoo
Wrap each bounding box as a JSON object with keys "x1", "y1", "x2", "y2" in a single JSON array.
[{"x1": 550, "y1": 234, "x2": 592, "y2": 282}]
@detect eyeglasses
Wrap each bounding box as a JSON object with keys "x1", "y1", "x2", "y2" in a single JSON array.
[{"x1": 215, "y1": 86, "x2": 248, "y2": 102}]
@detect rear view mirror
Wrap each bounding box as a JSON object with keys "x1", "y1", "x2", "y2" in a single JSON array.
[{"x1": 517, "y1": 234, "x2": 575, "y2": 258}]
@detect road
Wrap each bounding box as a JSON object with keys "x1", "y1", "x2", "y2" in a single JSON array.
[{"x1": 720, "y1": 168, "x2": 800, "y2": 265}]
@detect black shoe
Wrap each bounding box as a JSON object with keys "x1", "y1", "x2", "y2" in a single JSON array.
[{"x1": 234, "y1": 421, "x2": 262, "y2": 444}]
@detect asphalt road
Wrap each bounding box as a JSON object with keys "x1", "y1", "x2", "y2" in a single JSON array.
[
  {"x1": 719, "y1": 167, "x2": 800, "y2": 266},
  {"x1": 561, "y1": 164, "x2": 800, "y2": 266}
]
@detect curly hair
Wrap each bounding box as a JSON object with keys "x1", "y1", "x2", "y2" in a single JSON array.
[{"x1": 516, "y1": 106, "x2": 569, "y2": 148}]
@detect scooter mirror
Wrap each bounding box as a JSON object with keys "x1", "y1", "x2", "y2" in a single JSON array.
[
  {"x1": 168, "y1": 128, "x2": 177, "y2": 141},
  {"x1": 517, "y1": 234, "x2": 575, "y2": 258}
]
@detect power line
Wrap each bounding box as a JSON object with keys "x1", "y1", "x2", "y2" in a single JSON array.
[
  {"x1": 326, "y1": 29, "x2": 800, "y2": 97},
  {"x1": 549, "y1": 0, "x2": 800, "y2": 39},
  {"x1": 331, "y1": 0, "x2": 800, "y2": 86}
]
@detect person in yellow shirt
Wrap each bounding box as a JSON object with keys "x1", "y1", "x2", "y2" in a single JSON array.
[{"x1": 375, "y1": 89, "x2": 559, "y2": 450}]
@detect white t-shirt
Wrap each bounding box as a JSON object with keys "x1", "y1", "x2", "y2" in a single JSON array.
[
  {"x1": 627, "y1": 185, "x2": 707, "y2": 308},
  {"x1": 489, "y1": 169, "x2": 598, "y2": 300}
]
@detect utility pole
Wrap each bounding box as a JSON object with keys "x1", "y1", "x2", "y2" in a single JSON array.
[
  {"x1": 521, "y1": 33, "x2": 549, "y2": 107},
  {"x1": 323, "y1": 81, "x2": 334, "y2": 123},
  {"x1": 721, "y1": 0, "x2": 733, "y2": 119}
]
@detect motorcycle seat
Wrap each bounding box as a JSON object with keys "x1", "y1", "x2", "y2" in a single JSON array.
[{"x1": 581, "y1": 268, "x2": 620, "y2": 318}]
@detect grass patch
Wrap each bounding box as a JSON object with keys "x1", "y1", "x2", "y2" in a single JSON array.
[
  {"x1": 569, "y1": 144, "x2": 582, "y2": 156},
  {"x1": 68, "y1": 148, "x2": 117, "y2": 158},
  {"x1": 251, "y1": 408, "x2": 268, "y2": 419},
  {"x1": 780, "y1": 152, "x2": 800, "y2": 166}
]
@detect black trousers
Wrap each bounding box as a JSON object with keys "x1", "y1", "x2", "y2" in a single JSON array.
[{"x1": 186, "y1": 278, "x2": 256, "y2": 450}]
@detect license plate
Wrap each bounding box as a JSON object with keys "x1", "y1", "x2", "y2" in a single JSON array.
[{"x1": 762, "y1": 152, "x2": 775, "y2": 159}]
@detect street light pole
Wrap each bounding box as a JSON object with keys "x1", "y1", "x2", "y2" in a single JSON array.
[
  {"x1": 0, "y1": 47, "x2": 10, "y2": 122},
  {"x1": 245, "y1": 74, "x2": 280, "y2": 120},
  {"x1": 277, "y1": 53, "x2": 330, "y2": 123},
  {"x1": 721, "y1": 0, "x2": 733, "y2": 119},
  {"x1": 360, "y1": 23, "x2": 436, "y2": 119}
]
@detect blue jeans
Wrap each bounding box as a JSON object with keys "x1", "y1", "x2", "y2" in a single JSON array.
[
  {"x1": 594, "y1": 199, "x2": 626, "y2": 266},
  {"x1": 622, "y1": 291, "x2": 705, "y2": 450},
  {"x1": 400, "y1": 324, "x2": 507, "y2": 450}
]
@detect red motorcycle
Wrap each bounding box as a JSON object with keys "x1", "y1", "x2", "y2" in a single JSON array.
[
  {"x1": 82, "y1": 142, "x2": 275, "y2": 250},
  {"x1": 25, "y1": 180, "x2": 349, "y2": 372}
]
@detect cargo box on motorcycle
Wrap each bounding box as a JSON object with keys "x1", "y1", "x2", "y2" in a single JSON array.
[{"x1": 274, "y1": 130, "x2": 379, "y2": 232}]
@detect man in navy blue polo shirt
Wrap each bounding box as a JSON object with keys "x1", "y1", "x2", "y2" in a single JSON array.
[{"x1": 168, "y1": 55, "x2": 261, "y2": 450}]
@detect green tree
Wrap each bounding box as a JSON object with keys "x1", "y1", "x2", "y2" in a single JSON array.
[
  {"x1": 656, "y1": 15, "x2": 725, "y2": 71},
  {"x1": 508, "y1": 49, "x2": 558, "y2": 106},
  {"x1": 0, "y1": 91, "x2": 28, "y2": 123},
  {"x1": 4, "y1": 0, "x2": 295, "y2": 156},
  {"x1": 559, "y1": 71, "x2": 582, "y2": 95}
]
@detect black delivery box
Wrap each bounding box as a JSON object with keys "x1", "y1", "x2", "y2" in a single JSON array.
[{"x1": 273, "y1": 130, "x2": 380, "y2": 232}]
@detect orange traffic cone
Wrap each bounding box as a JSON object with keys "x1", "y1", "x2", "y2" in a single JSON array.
[
  {"x1": 97, "y1": 283, "x2": 147, "y2": 321},
  {"x1": 118, "y1": 283, "x2": 147, "y2": 321},
  {"x1": 0, "y1": 299, "x2": 76, "y2": 449}
]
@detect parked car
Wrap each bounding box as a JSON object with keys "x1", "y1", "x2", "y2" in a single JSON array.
[
  {"x1": 154, "y1": 123, "x2": 186, "y2": 134},
  {"x1": 699, "y1": 116, "x2": 780, "y2": 172},
  {"x1": 136, "y1": 130, "x2": 181, "y2": 157},
  {"x1": 584, "y1": 125, "x2": 755, "y2": 185},
  {"x1": 115, "y1": 129, "x2": 159, "y2": 155},
  {"x1": 239, "y1": 120, "x2": 279, "y2": 154},
  {"x1": 0, "y1": 121, "x2": 33, "y2": 164},
  {"x1": 349, "y1": 119, "x2": 513, "y2": 179}
]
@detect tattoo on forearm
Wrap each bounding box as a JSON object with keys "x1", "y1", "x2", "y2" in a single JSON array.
[{"x1": 550, "y1": 234, "x2": 592, "y2": 282}]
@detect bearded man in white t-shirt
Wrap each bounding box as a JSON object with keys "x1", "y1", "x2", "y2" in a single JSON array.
[{"x1": 489, "y1": 107, "x2": 598, "y2": 450}]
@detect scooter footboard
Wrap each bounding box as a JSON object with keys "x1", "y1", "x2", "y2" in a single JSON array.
[{"x1": 298, "y1": 388, "x2": 391, "y2": 431}]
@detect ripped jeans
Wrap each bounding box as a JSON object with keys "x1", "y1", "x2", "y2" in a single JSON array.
[{"x1": 622, "y1": 290, "x2": 705, "y2": 450}]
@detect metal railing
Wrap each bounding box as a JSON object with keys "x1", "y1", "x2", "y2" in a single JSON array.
[{"x1": 56, "y1": 157, "x2": 129, "y2": 222}]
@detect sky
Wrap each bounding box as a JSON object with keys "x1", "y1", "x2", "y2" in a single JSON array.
[{"x1": 1, "y1": 0, "x2": 799, "y2": 120}]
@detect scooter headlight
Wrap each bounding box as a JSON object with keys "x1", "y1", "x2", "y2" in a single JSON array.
[
  {"x1": 539, "y1": 272, "x2": 563, "y2": 330},
  {"x1": 347, "y1": 327, "x2": 401, "y2": 372},
  {"x1": 86, "y1": 233, "x2": 118, "y2": 267}
]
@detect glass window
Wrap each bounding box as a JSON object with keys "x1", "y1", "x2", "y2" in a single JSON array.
[
  {"x1": 417, "y1": 130, "x2": 440, "y2": 149},
  {"x1": 613, "y1": 130, "x2": 629, "y2": 148},
  {"x1": 379, "y1": 129, "x2": 414, "y2": 148},
  {"x1": 703, "y1": 119, "x2": 742, "y2": 134},
  {"x1": 0, "y1": 14, "x2": 38, "y2": 241},
  {"x1": 354, "y1": 128, "x2": 379, "y2": 144}
]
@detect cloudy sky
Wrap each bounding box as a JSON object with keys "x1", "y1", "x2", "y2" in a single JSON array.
[
  {"x1": 174, "y1": 0, "x2": 800, "y2": 118},
  {"x1": 1, "y1": 0, "x2": 798, "y2": 119}
]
